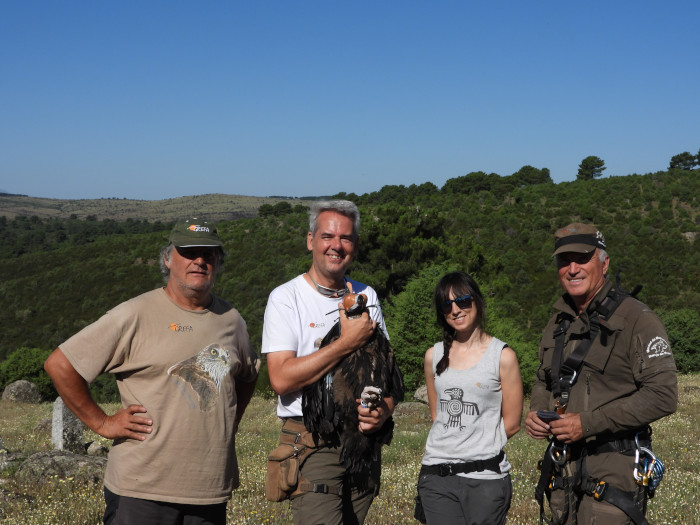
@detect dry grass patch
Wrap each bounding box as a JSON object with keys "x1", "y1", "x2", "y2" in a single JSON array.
[{"x1": 1, "y1": 376, "x2": 698, "y2": 524}]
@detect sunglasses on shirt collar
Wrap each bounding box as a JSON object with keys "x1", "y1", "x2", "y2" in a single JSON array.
[{"x1": 441, "y1": 294, "x2": 473, "y2": 314}]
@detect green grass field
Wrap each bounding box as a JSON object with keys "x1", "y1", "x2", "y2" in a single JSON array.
[{"x1": 1, "y1": 375, "x2": 698, "y2": 524}]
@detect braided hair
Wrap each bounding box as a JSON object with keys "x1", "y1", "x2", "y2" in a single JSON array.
[{"x1": 433, "y1": 271, "x2": 486, "y2": 376}]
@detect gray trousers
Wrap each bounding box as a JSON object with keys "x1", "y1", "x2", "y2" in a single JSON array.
[{"x1": 418, "y1": 473, "x2": 512, "y2": 525}]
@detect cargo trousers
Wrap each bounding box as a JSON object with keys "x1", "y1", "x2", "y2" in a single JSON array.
[{"x1": 283, "y1": 418, "x2": 381, "y2": 525}]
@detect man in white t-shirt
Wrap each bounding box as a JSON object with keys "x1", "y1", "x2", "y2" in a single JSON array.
[
  {"x1": 44, "y1": 218, "x2": 259, "y2": 525},
  {"x1": 263, "y1": 200, "x2": 397, "y2": 525}
]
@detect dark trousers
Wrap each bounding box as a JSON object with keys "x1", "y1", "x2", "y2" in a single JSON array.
[
  {"x1": 103, "y1": 487, "x2": 227, "y2": 525},
  {"x1": 418, "y1": 473, "x2": 512, "y2": 525}
]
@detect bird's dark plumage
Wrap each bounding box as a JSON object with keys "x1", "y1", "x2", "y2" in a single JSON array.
[{"x1": 302, "y1": 294, "x2": 405, "y2": 486}]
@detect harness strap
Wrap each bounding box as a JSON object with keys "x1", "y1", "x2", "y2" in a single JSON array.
[
  {"x1": 576, "y1": 438, "x2": 651, "y2": 525},
  {"x1": 420, "y1": 451, "x2": 504, "y2": 477},
  {"x1": 550, "y1": 318, "x2": 571, "y2": 400},
  {"x1": 562, "y1": 316, "x2": 601, "y2": 377},
  {"x1": 551, "y1": 285, "x2": 633, "y2": 401},
  {"x1": 297, "y1": 480, "x2": 343, "y2": 496},
  {"x1": 535, "y1": 442, "x2": 555, "y2": 507},
  {"x1": 536, "y1": 429, "x2": 653, "y2": 525},
  {"x1": 585, "y1": 428, "x2": 652, "y2": 456},
  {"x1": 580, "y1": 479, "x2": 650, "y2": 525},
  {"x1": 535, "y1": 441, "x2": 574, "y2": 525}
]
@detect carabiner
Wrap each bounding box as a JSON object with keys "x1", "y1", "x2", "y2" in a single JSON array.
[
  {"x1": 633, "y1": 447, "x2": 644, "y2": 483},
  {"x1": 549, "y1": 443, "x2": 568, "y2": 466},
  {"x1": 633, "y1": 431, "x2": 665, "y2": 494}
]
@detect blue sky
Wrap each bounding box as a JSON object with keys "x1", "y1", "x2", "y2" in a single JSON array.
[{"x1": 1, "y1": 1, "x2": 698, "y2": 200}]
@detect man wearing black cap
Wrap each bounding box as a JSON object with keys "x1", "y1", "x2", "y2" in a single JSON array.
[
  {"x1": 525, "y1": 223, "x2": 677, "y2": 525},
  {"x1": 45, "y1": 218, "x2": 259, "y2": 525}
]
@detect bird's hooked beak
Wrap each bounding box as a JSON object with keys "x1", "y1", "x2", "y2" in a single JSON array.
[{"x1": 343, "y1": 293, "x2": 368, "y2": 317}]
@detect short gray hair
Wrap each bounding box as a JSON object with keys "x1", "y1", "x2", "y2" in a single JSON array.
[
  {"x1": 159, "y1": 244, "x2": 176, "y2": 281},
  {"x1": 308, "y1": 200, "x2": 360, "y2": 239}
]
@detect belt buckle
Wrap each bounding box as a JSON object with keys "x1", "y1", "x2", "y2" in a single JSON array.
[{"x1": 438, "y1": 464, "x2": 453, "y2": 476}]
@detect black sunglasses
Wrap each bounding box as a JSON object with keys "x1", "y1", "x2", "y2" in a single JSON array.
[
  {"x1": 441, "y1": 294, "x2": 473, "y2": 313},
  {"x1": 176, "y1": 246, "x2": 220, "y2": 261}
]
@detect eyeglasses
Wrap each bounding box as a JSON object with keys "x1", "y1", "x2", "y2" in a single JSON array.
[{"x1": 441, "y1": 294, "x2": 472, "y2": 313}]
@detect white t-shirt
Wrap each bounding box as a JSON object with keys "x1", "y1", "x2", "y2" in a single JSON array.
[{"x1": 262, "y1": 274, "x2": 388, "y2": 418}]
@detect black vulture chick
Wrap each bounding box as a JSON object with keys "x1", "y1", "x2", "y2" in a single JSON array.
[{"x1": 302, "y1": 293, "x2": 405, "y2": 486}]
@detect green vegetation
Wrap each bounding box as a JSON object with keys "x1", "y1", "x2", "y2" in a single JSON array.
[
  {"x1": 0, "y1": 348, "x2": 53, "y2": 399},
  {"x1": 577, "y1": 155, "x2": 606, "y2": 180},
  {"x1": 669, "y1": 150, "x2": 700, "y2": 170},
  {"x1": 0, "y1": 168, "x2": 698, "y2": 401},
  {"x1": 1, "y1": 375, "x2": 698, "y2": 524},
  {"x1": 0, "y1": 215, "x2": 167, "y2": 257}
]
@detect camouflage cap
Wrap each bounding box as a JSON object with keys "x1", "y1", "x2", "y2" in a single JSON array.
[
  {"x1": 553, "y1": 223, "x2": 606, "y2": 255},
  {"x1": 169, "y1": 218, "x2": 222, "y2": 248}
]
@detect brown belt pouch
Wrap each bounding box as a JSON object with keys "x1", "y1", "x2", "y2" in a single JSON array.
[{"x1": 265, "y1": 418, "x2": 318, "y2": 502}]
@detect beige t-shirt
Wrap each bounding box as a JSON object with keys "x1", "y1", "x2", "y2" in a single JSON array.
[{"x1": 60, "y1": 288, "x2": 259, "y2": 504}]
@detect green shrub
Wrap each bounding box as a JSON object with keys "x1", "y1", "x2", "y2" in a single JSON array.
[
  {"x1": 660, "y1": 308, "x2": 700, "y2": 374},
  {"x1": 0, "y1": 347, "x2": 55, "y2": 400},
  {"x1": 384, "y1": 262, "x2": 458, "y2": 392},
  {"x1": 89, "y1": 374, "x2": 120, "y2": 403}
]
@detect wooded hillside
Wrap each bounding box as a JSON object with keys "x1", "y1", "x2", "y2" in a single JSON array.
[{"x1": 1, "y1": 168, "x2": 698, "y2": 399}]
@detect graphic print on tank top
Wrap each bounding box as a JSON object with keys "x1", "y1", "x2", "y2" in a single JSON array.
[{"x1": 440, "y1": 387, "x2": 479, "y2": 430}]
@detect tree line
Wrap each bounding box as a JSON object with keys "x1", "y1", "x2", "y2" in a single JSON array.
[
  {"x1": 0, "y1": 167, "x2": 698, "y2": 402},
  {"x1": 576, "y1": 149, "x2": 700, "y2": 180}
]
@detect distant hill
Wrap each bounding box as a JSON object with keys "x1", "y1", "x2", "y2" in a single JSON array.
[{"x1": 0, "y1": 193, "x2": 314, "y2": 222}]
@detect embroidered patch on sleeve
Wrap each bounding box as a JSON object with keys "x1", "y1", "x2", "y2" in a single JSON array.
[{"x1": 646, "y1": 337, "x2": 671, "y2": 358}]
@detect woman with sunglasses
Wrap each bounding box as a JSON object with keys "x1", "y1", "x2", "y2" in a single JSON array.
[{"x1": 417, "y1": 271, "x2": 523, "y2": 525}]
